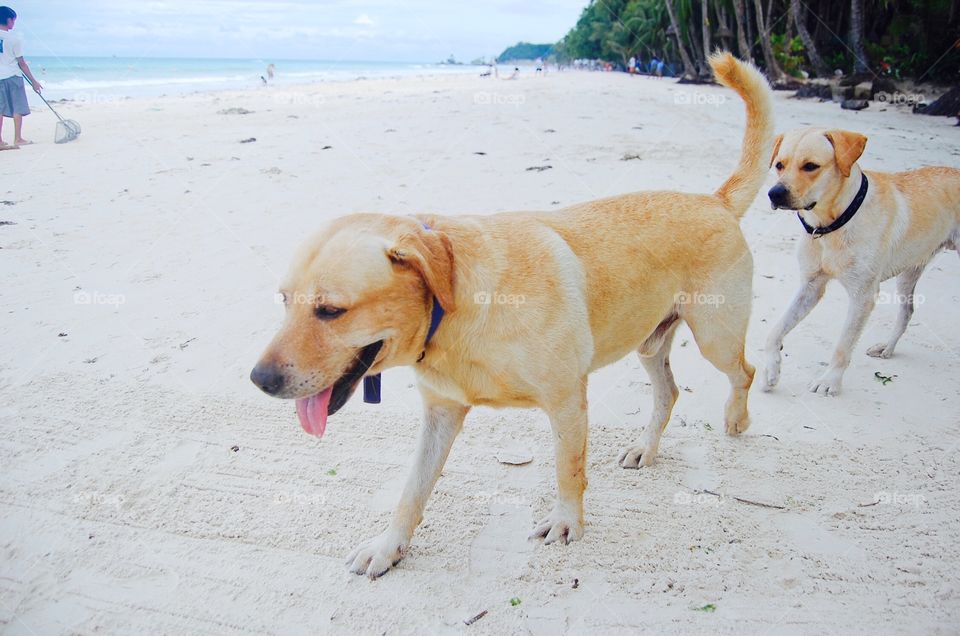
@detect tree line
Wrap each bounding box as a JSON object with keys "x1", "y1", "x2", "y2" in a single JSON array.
[{"x1": 556, "y1": 0, "x2": 959, "y2": 82}]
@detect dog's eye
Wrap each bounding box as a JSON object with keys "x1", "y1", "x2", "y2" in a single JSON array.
[
  {"x1": 802, "y1": 162, "x2": 820, "y2": 172},
  {"x1": 314, "y1": 305, "x2": 346, "y2": 320},
  {"x1": 775, "y1": 161, "x2": 784, "y2": 171}
]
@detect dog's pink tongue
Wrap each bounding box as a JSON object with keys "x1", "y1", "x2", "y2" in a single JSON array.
[{"x1": 295, "y1": 388, "x2": 332, "y2": 437}]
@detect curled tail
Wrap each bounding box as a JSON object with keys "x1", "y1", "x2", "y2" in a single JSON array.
[{"x1": 710, "y1": 52, "x2": 775, "y2": 219}]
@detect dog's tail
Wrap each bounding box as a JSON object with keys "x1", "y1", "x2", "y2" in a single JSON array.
[{"x1": 710, "y1": 52, "x2": 775, "y2": 219}]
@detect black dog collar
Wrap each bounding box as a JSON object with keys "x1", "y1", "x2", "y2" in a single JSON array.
[{"x1": 798, "y1": 172, "x2": 869, "y2": 239}]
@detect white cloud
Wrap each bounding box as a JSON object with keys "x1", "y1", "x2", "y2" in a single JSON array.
[{"x1": 353, "y1": 14, "x2": 375, "y2": 26}]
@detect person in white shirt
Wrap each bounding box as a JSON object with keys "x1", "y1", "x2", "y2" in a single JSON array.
[{"x1": 0, "y1": 6, "x2": 41, "y2": 150}]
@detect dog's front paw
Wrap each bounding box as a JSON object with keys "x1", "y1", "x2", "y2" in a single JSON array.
[
  {"x1": 618, "y1": 444, "x2": 656, "y2": 469},
  {"x1": 345, "y1": 528, "x2": 409, "y2": 579},
  {"x1": 866, "y1": 343, "x2": 894, "y2": 359},
  {"x1": 762, "y1": 350, "x2": 781, "y2": 391},
  {"x1": 530, "y1": 506, "x2": 583, "y2": 545},
  {"x1": 808, "y1": 370, "x2": 843, "y2": 396}
]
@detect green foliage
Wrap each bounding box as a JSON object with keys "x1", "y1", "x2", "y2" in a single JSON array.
[
  {"x1": 497, "y1": 42, "x2": 553, "y2": 62},
  {"x1": 772, "y1": 34, "x2": 805, "y2": 78},
  {"x1": 554, "y1": 0, "x2": 959, "y2": 81}
]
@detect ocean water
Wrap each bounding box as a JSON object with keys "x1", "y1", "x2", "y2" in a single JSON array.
[{"x1": 23, "y1": 56, "x2": 479, "y2": 101}]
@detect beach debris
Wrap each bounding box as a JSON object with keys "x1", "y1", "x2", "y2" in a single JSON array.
[
  {"x1": 261, "y1": 167, "x2": 283, "y2": 175},
  {"x1": 874, "y1": 371, "x2": 897, "y2": 385},
  {"x1": 509, "y1": 597, "x2": 521, "y2": 607},
  {"x1": 841, "y1": 99, "x2": 869, "y2": 111},
  {"x1": 551, "y1": 201, "x2": 560, "y2": 205},
  {"x1": 385, "y1": 128, "x2": 397, "y2": 133},
  {"x1": 179, "y1": 337, "x2": 197, "y2": 350},
  {"x1": 58, "y1": 332, "x2": 68, "y2": 337},
  {"x1": 572, "y1": 578, "x2": 580, "y2": 589},
  {"x1": 525, "y1": 165, "x2": 552, "y2": 172},
  {"x1": 239, "y1": 137, "x2": 257, "y2": 143},
  {"x1": 230, "y1": 445, "x2": 240, "y2": 452},
  {"x1": 621, "y1": 152, "x2": 642, "y2": 161},
  {"x1": 0, "y1": 221, "x2": 15, "y2": 226},
  {"x1": 321, "y1": 145, "x2": 333, "y2": 150},
  {"x1": 217, "y1": 107, "x2": 254, "y2": 115},
  {"x1": 473, "y1": 151, "x2": 487, "y2": 155},
  {"x1": 0, "y1": 200, "x2": 15, "y2": 206},
  {"x1": 326, "y1": 468, "x2": 337, "y2": 476},
  {"x1": 495, "y1": 448, "x2": 533, "y2": 465},
  {"x1": 82, "y1": 357, "x2": 98, "y2": 364},
  {"x1": 464, "y1": 610, "x2": 488, "y2": 626},
  {"x1": 544, "y1": 128, "x2": 556, "y2": 133},
  {"x1": 693, "y1": 604, "x2": 717, "y2": 613},
  {"x1": 700, "y1": 489, "x2": 786, "y2": 510},
  {"x1": 703, "y1": 422, "x2": 712, "y2": 430}
]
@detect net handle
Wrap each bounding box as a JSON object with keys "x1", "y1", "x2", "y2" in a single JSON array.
[{"x1": 22, "y1": 74, "x2": 66, "y2": 124}]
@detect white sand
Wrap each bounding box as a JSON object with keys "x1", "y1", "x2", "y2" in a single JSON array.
[{"x1": 2, "y1": 71, "x2": 958, "y2": 634}]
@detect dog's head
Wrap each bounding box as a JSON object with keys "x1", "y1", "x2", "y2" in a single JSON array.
[
  {"x1": 767, "y1": 128, "x2": 867, "y2": 212},
  {"x1": 250, "y1": 214, "x2": 455, "y2": 436}
]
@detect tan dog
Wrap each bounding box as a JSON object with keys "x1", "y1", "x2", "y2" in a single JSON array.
[
  {"x1": 764, "y1": 128, "x2": 960, "y2": 395},
  {"x1": 251, "y1": 53, "x2": 774, "y2": 578}
]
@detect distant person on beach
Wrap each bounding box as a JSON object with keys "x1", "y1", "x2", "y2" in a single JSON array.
[
  {"x1": 628, "y1": 56, "x2": 636, "y2": 74},
  {"x1": 0, "y1": 6, "x2": 40, "y2": 150}
]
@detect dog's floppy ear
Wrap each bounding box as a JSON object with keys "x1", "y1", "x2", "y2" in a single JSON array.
[
  {"x1": 769, "y1": 133, "x2": 784, "y2": 169},
  {"x1": 387, "y1": 227, "x2": 457, "y2": 312},
  {"x1": 824, "y1": 130, "x2": 867, "y2": 178}
]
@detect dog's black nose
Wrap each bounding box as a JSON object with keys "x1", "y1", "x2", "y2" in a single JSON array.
[
  {"x1": 250, "y1": 364, "x2": 285, "y2": 395},
  {"x1": 768, "y1": 183, "x2": 789, "y2": 206}
]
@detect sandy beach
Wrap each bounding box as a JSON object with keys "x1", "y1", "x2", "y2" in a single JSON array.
[{"x1": 2, "y1": 70, "x2": 959, "y2": 634}]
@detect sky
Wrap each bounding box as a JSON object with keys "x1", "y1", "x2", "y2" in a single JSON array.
[{"x1": 10, "y1": 0, "x2": 588, "y2": 62}]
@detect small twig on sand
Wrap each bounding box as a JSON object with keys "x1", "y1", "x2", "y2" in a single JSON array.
[
  {"x1": 702, "y1": 489, "x2": 786, "y2": 510},
  {"x1": 760, "y1": 434, "x2": 780, "y2": 441},
  {"x1": 858, "y1": 499, "x2": 880, "y2": 507},
  {"x1": 464, "y1": 610, "x2": 488, "y2": 626},
  {"x1": 179, "y1": 337, "x2": 197, "y2": 350}
]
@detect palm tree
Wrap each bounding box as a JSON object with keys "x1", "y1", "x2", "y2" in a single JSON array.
[
  {"x1": 665, "y1": 0, "x2": 697, "y2": 78},
  {"x1": 731, "y1": 0, "x2": 752, "y2": 63},
  {"x1": 752, "y1": 0, "x2": 784, "y2": 80},
  {"x1": 701, "y1": 0, "x2": 712, "y2": 62},
  {"x1": 848, "y1": 0, "x2": 870, "y2": 73},
  {"x1": 790, "y1": 0, "x2": 828, "y2": 76}
]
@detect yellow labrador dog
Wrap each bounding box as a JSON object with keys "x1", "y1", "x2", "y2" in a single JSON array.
[
  {"x1": 764, "y1": 128, "x2": 960, "y2": 395},
  {"x1": 251, "y1": 53, "x2": 774, "y2": 578}
]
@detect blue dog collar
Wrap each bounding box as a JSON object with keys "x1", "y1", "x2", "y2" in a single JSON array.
[{"x1": 364, "y1": 222, "x2": 445, "y2": 404}]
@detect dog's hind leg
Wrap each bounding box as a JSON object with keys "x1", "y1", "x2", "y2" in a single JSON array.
[
  {"x1": 684, "y1": 290, "x2": 755, "y2": 435},
  {"x1": 867, "y1": 265, "x2": 925, "y2": 359},
  {"x1": 619, "y1": 315, "x2": 680, "y2": 469}
]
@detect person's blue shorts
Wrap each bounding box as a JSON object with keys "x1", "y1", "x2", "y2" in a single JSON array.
[{"x1": 0, "y1": 75, "x2": 30, "y2": 117}]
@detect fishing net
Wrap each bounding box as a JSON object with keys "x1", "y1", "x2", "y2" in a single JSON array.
[{"x1": 55, "y1": 119, "x2": 81, "y2": 144}]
